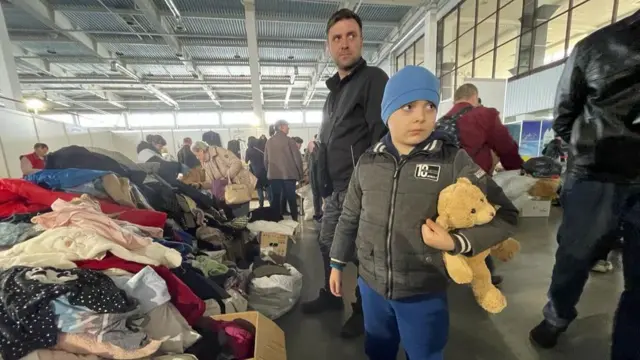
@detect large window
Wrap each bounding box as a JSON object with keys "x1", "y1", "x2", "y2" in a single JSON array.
[
  {"x1": 128, "y1": 112, "x2": 174, "y2": 128},
  {"x1": 264, "y1": 111, "x2": 303, "y2": 124},
  {"x1": 305, "y1": 110, "x2": 323, "y2": 124},
  {"x1": 396, "y1": 35, "x2": 425, "y2": 71},
  {"x1": 436, "y1": 0, "x2": 623, "y2": 92},
  {"x1": 221, "y1": 112, "x2": 259, "y2": 126},
  {"x1": 42, "y1": 113, "x2": 74, "y2": 124},
  {"x1": 176, "y1": 112, "x2": 219, "y2": 127}
]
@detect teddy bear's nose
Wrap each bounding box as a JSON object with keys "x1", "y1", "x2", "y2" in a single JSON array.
[{"x1": 490, "y1": 212, "x2": 495, "y2": 217}]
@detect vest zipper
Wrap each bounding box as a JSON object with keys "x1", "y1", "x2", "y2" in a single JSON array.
[{"x1": 384, "y1": 156, "x2": 406, "y2": 299}]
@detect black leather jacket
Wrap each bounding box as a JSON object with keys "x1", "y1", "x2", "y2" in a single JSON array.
[{"x1": 553, "y1": 10, "x2": 640, "y2": 182}]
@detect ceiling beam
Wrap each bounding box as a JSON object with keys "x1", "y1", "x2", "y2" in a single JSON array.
[
  {"x1": 12, "y1": 44, "x2": 126, "y2": 108},
  {"x1": 243, "y1": 0, "x2": 263, "y2": 125},
  {"x1": 9, "y1": 34, "x2": 384, "y2": 50},
  {"x1": 15, "y1": 56, "x2": 326, "y2": 67},
  {"x1": 133, "y1": 0, "x2": 223, "y2": 108},
  {"x1": 48, "y1": 5, "x2": 398, "y2": 28},
  {"x1": 9, "y1": 0, "x2": 177, "y2": 111}
]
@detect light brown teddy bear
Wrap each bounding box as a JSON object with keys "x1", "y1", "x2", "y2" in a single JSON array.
[{"x1": 435, "y1": 177, "x2": 521, "y2": 313}]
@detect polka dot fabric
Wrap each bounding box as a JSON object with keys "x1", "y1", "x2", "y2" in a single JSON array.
[{"x1": 0, "y1": 266, "x2": 137, "y2": 360}]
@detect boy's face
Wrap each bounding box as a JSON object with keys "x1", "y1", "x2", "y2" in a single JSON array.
[{"x1": 387, "y1": 100, "x2": 437, "y2": 146}]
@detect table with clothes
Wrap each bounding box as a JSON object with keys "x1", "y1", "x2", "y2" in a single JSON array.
[{"x1": 0, "y1": 145, "x2": 301, "y2": 360}]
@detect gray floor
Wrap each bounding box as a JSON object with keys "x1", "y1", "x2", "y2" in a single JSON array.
[{"x1": 275, "y1": 207, "x2": 624, "y2": 359}]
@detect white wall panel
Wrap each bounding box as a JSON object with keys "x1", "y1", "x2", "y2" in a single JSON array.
[
  {"x1": 66, "y1": 125, "x2": 93, "y2": 147},
  {"x1": 89, "y1": 131, "x2": 114, "y2": 150},
  {"x1": 1, "y1": 111, "x2": 39, "y2": 178},
  {"x1": 111, "y1": 131, "x2": 144, "y2": 161},
  {"x1": 34, "y1": 118, "x2": 69, "y2": 153},
  {"x1": 504, "y1": 63, "x2": 565, "y2": 118}
]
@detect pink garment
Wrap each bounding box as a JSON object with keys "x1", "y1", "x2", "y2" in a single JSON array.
[{"x1": 32, "y1": 197, "x2": 152, "y2": 250}]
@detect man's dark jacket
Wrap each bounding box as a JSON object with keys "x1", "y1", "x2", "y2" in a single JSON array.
[
  {"x1": 553, "y1": 9, "x2": 640, "y2": 182},
  {"x1": 177, "y1": 145, "x2": 200, "y2": 169},
  {"x1": 318, "y1": 58, "x2": 388, "y2": 193}
]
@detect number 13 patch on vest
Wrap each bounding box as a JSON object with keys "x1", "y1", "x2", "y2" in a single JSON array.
[{"x1": 414, "y1": 164, "x2": 440, "y2": 181}]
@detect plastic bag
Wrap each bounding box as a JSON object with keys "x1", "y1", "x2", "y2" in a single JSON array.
[
  {"x1": 248, "y1": 263, "x2": 303, "y2": 319},
  {"x1": 296, "y1": 184, "x2": 314, "y2": 221},
  {"x1": 492, "y1": 170, "x2": 539, "y2": 201},
  {"x1": 522, "y1": 156, "x2": 563, "y2": 178}
]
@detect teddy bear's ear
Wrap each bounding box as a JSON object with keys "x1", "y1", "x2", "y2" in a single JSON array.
[
  {"x1": 436, "y1": 214, "x2": 450, "y2": 229},
  {"x1": 456, "y1": 177, "x2": 472, "y2": 185}
]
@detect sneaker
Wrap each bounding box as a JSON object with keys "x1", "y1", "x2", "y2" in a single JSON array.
[
  {"x1": 491, "y1": 275, "x2": 504, "y2": 286},
  {"x1": 340, "y1": 303, "x2": 364, "y2": 339},
  {"x1": 301, "y1": 288, "x2": 343, "y2": 314},
  {"x1": 591, "y1": 260, "x2": 613, "y2": 273},
  {"x1": 529, "y1": 320, "x2": 567, "y2": 349}
]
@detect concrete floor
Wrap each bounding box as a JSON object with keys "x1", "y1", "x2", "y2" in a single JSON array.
[{"x1": 275, "y1": 207, "x2": 624, "y2": 359}]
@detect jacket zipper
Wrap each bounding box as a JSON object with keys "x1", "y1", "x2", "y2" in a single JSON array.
[{"x1": 384, "y1": 155, "x2": 406, "y2": 299}]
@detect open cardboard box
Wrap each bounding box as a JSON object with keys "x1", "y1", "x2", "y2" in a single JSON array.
[{"x1": 213, "y1": 311, "x2": 287, "y2": 360}]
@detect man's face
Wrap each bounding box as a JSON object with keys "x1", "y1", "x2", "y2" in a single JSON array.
[
  {"x1": 35, "y1": 147, "x2": 48, "y2": 157},
  {"x1": 280, "y1": 124, "x2": 290, "y2": 135},
  {"x1": 388, "y1": 100, "x2": 437, "y2": 147},
  {"x1": 327, "y1": 19, "x2": 363, "y2": 71},
  {"x1": 296, "y1": 143, "x2": 302, "y2": 150}
]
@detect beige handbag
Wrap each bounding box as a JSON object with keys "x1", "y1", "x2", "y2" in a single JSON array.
[{"x1": 224, "y1": 171, "x2": 251, "y2": 205}]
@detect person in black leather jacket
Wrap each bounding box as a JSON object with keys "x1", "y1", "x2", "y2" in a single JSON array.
[{"x1": 529, "y1": 11, "x2": 640, "y2": 358}]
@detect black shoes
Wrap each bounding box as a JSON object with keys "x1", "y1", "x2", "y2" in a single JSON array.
[
  {"x1": 340, "y1": 303, "x2": 364, "y2": 339},
  {"x1": 529, "y1": 320, "x2": 567, "y2": 349},
  {"x1": 301, "y1": 290, "x2": 364, "y2": 339},
  {"x1": 301, "y1": 288, "x2": 343, "y2": 314}
]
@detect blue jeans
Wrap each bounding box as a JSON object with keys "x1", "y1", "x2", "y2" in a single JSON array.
[
  {"x1": 269, "y1": 179, "x2": 298, "y2": 221},
  {"x1": 359, "y1": 278, "x2": 448, "y2": 360},
  {"x1": 541, "y1": 176, "x2": 640, "y2": 359}
]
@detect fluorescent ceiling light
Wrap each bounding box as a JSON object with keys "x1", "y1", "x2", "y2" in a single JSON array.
[{"x1": 25, "y1": 98, "x2": 46, "y2": 111}]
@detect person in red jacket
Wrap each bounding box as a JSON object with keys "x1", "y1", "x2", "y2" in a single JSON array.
[
  {"x1": 446, "y1": 84, "x2": 524, "y2": 173},
  {"x1": 444, "y1": 84, "x2": 524, "y2": 285},
  {"x1": 20, "y1": 143, "x2": 48, "y2": 176}
]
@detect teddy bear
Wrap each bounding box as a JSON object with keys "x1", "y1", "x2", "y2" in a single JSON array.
[{"x1": 434, "y1": 177, "x2": 521, "y2": 313}]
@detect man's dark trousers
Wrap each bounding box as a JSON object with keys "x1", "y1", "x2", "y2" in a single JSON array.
[
  {"x1": 541, "y1": 175, "x2": 640, "y2": 359},
  {"x1": 319, "y1": 190, "x2": 362, "y2": 305},
  {"x1": 270, "y1": 179, "x2": 298, "y2": 221}
]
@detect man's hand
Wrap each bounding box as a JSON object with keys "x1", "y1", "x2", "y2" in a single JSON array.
[
  {"x1": 329, "y1": 268, "x2": 343, "y2": 297},
  {"x1": 421, "y1": 219, "x2": 455, "y2": 251}
]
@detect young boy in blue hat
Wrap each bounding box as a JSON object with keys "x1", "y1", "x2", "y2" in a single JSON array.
[{"x1": 328, "y1": 65, "x2": 519, "y2": 359}]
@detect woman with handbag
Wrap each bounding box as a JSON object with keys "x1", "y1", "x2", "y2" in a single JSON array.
[{"x1": 190, "y1": 140, "x2": 257, "y2": 217}]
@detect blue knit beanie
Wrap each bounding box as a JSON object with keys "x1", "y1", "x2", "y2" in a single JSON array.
[{"x1": 381, "y1": 65, "x2": 440, "y2": 125}]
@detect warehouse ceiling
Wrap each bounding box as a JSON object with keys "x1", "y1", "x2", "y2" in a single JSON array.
[{"x1": 5, "y1": 0, "x2": 431, "y2": 113}]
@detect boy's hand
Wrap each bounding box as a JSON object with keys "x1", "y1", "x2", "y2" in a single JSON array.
[
  {"x1": 421, "y1": 219, "x2": 455, "y2": 251},
  {"x1": 329, "y1": 268, "x2": 343, "y2": 297}
]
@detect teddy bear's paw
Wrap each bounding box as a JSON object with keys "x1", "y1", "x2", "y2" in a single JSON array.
[
  {"x1": 491, "y1": 238, "x2": 521, "y2": 262},
  {"x1": 476, "y1": 288, "x2": 507, "y2": 314},
  {"x1": 443, "y1": 254, "x2": 473, "y2": 284}
]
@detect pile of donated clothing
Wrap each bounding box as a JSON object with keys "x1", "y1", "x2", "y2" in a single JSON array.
[{"x1": 0, "y1": 145, "x2": 301, "y2": 360}]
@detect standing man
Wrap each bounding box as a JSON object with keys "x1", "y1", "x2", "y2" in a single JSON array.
[
  {"x1": 20, "y1": 143, "x2": 48, "y2": 176},
  {"x1": 528, "y1": 11, "x2": 640, "y2": 359},
  {"x1": 301, "y1": 8, "x2": 388, "y2": 339},
  {"x1": 264, "y1": 120, "x2": 304, "y2": 221},
  {"x1": 177, "y1": 137, "x2": 201, "y2": 169}
]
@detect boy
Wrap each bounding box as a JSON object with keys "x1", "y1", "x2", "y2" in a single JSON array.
[{"x1": 328, "y1": 66, "x2": 519, "y2": 360}]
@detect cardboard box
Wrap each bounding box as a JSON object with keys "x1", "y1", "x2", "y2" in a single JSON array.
[
  {"x1": 513, "y1": 195, "x2": 551, "y2": 217},
  {"x1": 259, "y1": 232, "x2": 289, "y2": 258},
  {"x1": 213, "y1": 311, "x2": 287, "y2": 360}
]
